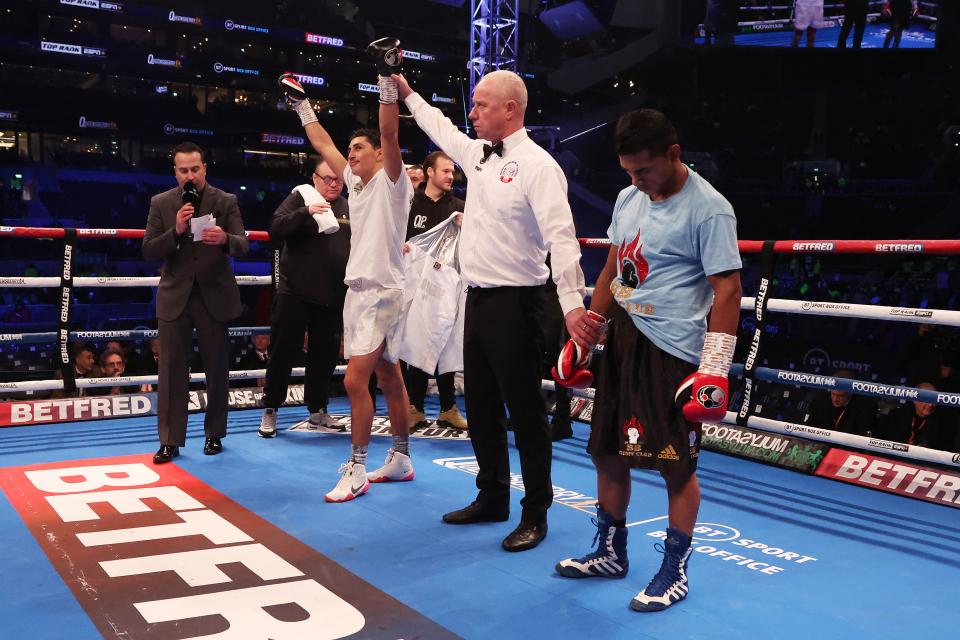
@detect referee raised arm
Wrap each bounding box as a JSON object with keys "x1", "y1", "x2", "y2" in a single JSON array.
[{"x1": 395, "y1": 70, "x2": 602, "y2": 552}]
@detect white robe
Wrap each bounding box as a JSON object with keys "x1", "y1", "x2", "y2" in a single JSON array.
[{"x1": 397, "y1": 213, "x2": 466, "y2": 373}]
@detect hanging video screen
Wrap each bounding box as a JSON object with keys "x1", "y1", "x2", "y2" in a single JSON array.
[{"x1": 696, "y1": 1, "x2": 940, "y2": 48}]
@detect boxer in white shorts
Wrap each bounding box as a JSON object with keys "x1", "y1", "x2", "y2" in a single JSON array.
[
  {"x1": 279, "y1": 52, "x2": 415, "y2": 503},
  {"x1": 792, "y1": 0, "x2": 824, "y2": 48}
]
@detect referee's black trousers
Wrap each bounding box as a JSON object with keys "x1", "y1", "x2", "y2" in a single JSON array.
[
  {"x1": 263, "y1": 293, "x2": 341, "y2": 413},
  {"x1": 837, "y1": 0, "x2": 868, "y2": 48},
  {"x1": 464, "y1": 286, "x2": 551, "y2": 522}
]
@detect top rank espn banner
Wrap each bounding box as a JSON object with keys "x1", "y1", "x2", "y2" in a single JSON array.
[
  {"x1": 0, "y1": 386, "x2": 307, "y2": 427},
  {"x1": 816, "y1": 449, "x2": 960, "y2": 509},
  {"x1": 0, "y1": 455, "x2": 459, "y2": 638}
]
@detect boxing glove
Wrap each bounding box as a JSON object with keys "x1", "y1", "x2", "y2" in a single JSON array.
[
  {"x1": 367, "y1": 37, "x2": 402, "y2": 104},
  {"x1": 278, "y1": 73, "x2": 317, "y2": 126},
  {"x1": 367, "y1": 37, "x2": 403, "y2": 76},
  {"x1": 552, "y1": 339, "x2": 593, "y2": 389},
  {"x1": 675, "y1": 332, "x2": 736, "y2": 423}
]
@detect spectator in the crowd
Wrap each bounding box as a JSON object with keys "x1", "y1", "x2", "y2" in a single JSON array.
[
  {"x1": 238, "y1": 334, "x2": 270, "y2": 387},
  {"x1": 935, "y1": 351, "x2": 959, "y2": 394},
  {"x1": 51, "y1": 345, "x2": 95, "y2": 398},
  {"x1": 806, "y1": 369, "x2": 877, "y2": 435},
  {"x1": 88, "y1": 348, "x2": 139, "y2": 396},
  {"x1": 879, "y1": 382, "x2": 957, "y2": 450},
  {"x1": 406, "y1": 164, "x2": 425, "y2": 190},
  {"x1": 901, "y1": 323, "x2": 942, "y2": 383},
  {"x1": 1, "y1": 300, "x2": 32, "y2": 324}
]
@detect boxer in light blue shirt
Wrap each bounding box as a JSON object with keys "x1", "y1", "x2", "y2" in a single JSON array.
[{"x1": 554, "y1": 109, "x2": 742, "y2": 613}]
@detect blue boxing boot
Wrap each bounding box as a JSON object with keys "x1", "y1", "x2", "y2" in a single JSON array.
[
  {"x1": 630, "y1": 527, "x2": 693, "y2": 612},
  {"x1": 555, "y1": 504, "x2": 628, "y2": 579}
]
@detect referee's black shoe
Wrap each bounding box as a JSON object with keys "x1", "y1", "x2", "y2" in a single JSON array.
[
  {"x1": 502, "y1": 520, "x2": 548, "y2": 552},
  {"x1": 442, "y1": 501, "x2": 509, "y2": 524},
  {"x1": 153, "y1": 445, "x2": 179, "y2": 464}
]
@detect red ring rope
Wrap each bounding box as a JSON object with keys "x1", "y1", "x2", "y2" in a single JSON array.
[{"x1": 2, "y1": 227, "x2": 957, "y2": 255}]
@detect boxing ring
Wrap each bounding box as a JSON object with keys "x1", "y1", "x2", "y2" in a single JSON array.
[{"x1": 0, "y1": 226, "x2": 958, "y2": 639}]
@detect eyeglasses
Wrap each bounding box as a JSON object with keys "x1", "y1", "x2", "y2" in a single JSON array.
[{"x1": 313, "y1": 172, "x2": 343, "y2": 185}]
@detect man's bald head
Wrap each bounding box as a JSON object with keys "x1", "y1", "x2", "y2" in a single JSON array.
[
  {"x1": 469, "y1": 70, "x2": 529, "y2": 143},
  {"x1": 476, "y1": 70, "x2": 528, "y2": 114}
]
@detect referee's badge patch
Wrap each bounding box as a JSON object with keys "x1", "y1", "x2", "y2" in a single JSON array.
[{"x1": 499, "y1": 161, "x2": 519, "y2": 183}]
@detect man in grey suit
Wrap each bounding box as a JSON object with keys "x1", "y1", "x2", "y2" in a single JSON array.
[{"x1": 143, "y1": 142, "x2": 249, "y2": 463}]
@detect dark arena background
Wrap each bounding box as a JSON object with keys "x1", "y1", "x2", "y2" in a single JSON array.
[{"x1": 1, "y1": 1, "x2": 959, "y2": 639}]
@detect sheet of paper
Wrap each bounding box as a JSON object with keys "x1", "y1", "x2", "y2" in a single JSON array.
[{"x1": 190, "y1": 214, "x2": 215, "y2": 241}]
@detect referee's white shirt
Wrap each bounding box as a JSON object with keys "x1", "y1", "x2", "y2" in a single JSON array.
[{"x1": 404, "y1": 92, "x2": 586, "y2": 316}]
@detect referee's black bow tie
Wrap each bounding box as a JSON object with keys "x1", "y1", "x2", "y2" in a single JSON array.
[{"x1": 482, "y1": 140, "x2": 504, "y2": 162}]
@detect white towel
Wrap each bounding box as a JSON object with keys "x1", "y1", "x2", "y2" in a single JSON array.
[{"x1": 292, "y1": 184, "x2": 339, "y2": 234}]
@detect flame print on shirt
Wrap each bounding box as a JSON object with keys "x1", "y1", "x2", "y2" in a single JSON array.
[{"x1": 617, "y1": 228, "x2": 648, "y2": 288}]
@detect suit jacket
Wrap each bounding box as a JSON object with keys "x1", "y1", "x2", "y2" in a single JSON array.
[{"x1": 143, "y1": 183, "x2": 249, "y2": 322}]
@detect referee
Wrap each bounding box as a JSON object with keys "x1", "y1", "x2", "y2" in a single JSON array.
[{"x1": 396, "y1": 71, "x2": 602, "y2": 552}]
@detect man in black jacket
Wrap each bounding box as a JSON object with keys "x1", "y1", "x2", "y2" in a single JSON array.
[
  {"x1": 806, "y1": 370, "x2": 877, "y2": 436},
  {"x1": 143, "y1": 142, "x2": 249, "y2": 463},
  {"x1": 402, "y1": 151, "x2": 467, "y2": 431},
  {"x1": 879, "y1": 382, "x2": 957, "y2": 451},
  {"x1": 258, "y1": 160, "x2": 351, "y2": 437}
]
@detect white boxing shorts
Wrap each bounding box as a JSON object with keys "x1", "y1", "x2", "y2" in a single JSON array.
[
  {"x1": 794, "y1": 1, "x2": 824, "y2": 30},
  {"x1": 343, "y1": 284, "x2": 403, "y2": 362}
]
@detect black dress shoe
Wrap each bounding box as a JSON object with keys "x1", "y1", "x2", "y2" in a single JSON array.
[
  {"x1": 442, "y1": 501, "x2": 509, "y2": 525},
  {"x1": 203, "y1": 437, "x2": 223, "y2": 455},
  {"x1": 153, "y1": 445, "x2": 179, "y2": 464},
  {"x1": 502, "y1": 520, "x2": 548, "y2": 552}
]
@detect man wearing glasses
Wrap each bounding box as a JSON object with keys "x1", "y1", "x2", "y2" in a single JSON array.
[{"x1": 257, "y1": 159, "x2": 351, "y2": 437}]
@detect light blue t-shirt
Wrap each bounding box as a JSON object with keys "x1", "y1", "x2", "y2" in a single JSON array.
[{"x1": 607, "y1": 167, "x2": 741, "y2": 364}]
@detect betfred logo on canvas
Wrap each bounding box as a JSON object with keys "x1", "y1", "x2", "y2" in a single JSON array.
[{"x1": 0, "y1": 455, "x2": 458, "y2": 638}]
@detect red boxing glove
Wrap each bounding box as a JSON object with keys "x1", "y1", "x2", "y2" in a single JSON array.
[
  {"x1": 674, "y1": 373, "x2": 729, "y2": 423},
  {"x1": 675, "y1": 331, "x2": 737, "y2": 423},
  {"x1": 552, "y1": 339, "x2": 593, "y2": 389}
]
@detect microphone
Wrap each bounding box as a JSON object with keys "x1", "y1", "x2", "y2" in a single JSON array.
[{"x1": 182, "y1": 181, "x2": 200, "y2": 207}]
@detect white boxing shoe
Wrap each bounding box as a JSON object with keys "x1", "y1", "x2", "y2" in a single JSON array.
[
  {"x1": 366, "y1": 449, "x2": 414, "y2": 483},
  {"x1": 324, "y1": 461, "x2": 370, "y2": 503}
]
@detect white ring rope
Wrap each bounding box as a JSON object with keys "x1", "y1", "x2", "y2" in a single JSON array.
[
  {"x1": 742, "y1": 297, "x2": 960, "y2": 327},
  {"x1": 584, "y1": 287, "x2": 960, "y2": 328}
]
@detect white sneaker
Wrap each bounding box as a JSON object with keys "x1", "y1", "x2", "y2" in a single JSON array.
[
  {"x1": 366, "y1": 448, "x2": 415, "y2": 483},
  {"x1": 258, "y1": 408, "x2": 277, "y2": 438},
  {"x1": 324, "y1": 461, "x2": 370, "y2": 503},
  {"x1": 309, "y1": 409, "x2": 346, "y2": 433}
]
